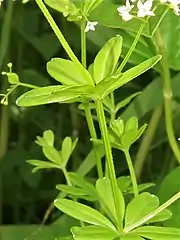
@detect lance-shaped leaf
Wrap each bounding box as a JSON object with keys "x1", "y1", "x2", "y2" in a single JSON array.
[
  {"x1": 125, "y1": 192, "x2": 159, "y2": 228},
  {"x1": 47, "y1": 58, "x2": 93, "y2": 86},
  {"x1": 27, "y1": 159, "x2": 59, "y2": 173},
  {"x1": 54, "y1": 199, "x2": 116, "y2": 231},
  {"x1": 16, "y1": 85, "x2": 91, "y2": 107},
  {"x1": 93, "y1": 36, "x2": 123, "y2": 84},
  {"x1": 94, "y1": 55, "x2": 161, "y2": 99},
  {"x1": 71, "y1": 226, "x2": 118, "y2": 240},
  {"x1": 96, "y1": 178, "x2": 125, "y2": 226},
  {"x1": 132, "y1": 226, "x2": 180, "y2": 239}
]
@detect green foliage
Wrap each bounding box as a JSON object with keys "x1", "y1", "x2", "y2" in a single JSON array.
[
  {"x1": 158, "y1": 167, "x2": 180, "y2": 227},
  {"x1": 1, "y1": 0, "x2": 180, "y2": 239}
]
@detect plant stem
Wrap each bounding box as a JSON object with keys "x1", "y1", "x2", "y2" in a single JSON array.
[
  {"x1": 95, "y1": 99, "x2": 122, "y2": 231},
  {"x1": 84, "y1": 103, "x2": 103, "y2": 178},
  {"x1": 117, "y1": 22, "x2": 146, "y2": 73},
  {"x1": 62, "y1": 167, "x2": 72, "y2": 186},
  {"x1": 135, "y1": 106, "x2": 163, "y2": 180},
  {"x1": 80, "y1": 19, "x2": 103, "y2": 178},
  {"x1": 155, "y1": 29, "x2": 180, "y2": 163},
  {"x1": 124, "y1": 191, "x2": 180, "y2": 233},
  {"x1": 35, "y1": 0, "x2": 79, "y2": 64},
  {"x1": 124, "y1": 150, "x2": 138, "y2": 198},
  {"x1": 81, "y1": 20, "x2": 87, "y2": 68},
  {"x1": 19, "y1": 82, "x2": 38, "y2": 89}
]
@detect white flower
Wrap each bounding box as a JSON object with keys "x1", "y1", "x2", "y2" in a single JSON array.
[
  {"x1": 117, "y1": 0, "x2": 134, "y2": 21},
  {"x1": 137, "y1": 0, "x2": 155, "y2": 17},
  {"x1": 169, "y1": 0, "x2": 180, "y2": 15},
  {"x1": 0, "y1": 0, "x2": 3, "y2": 7},
  {"x1": 85, "y1": 21, "x2": 98, "y2": 32}
]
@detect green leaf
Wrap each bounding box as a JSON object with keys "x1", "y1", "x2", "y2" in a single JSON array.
[
  {"x1": 56, "y1": 184, "x2": 97, "y2": 201},
  {"x1": 69, "y1": 172, "x2": 95, "y2": 191},
  {"x1": 127, "y1": 183, "x2": 155, "y2": 194},
  {"x1": 47, "y1": 58, "x2": 93, "y2": 85},
  {"x1": 16, "y1": 85, "x2": 89, "y2": 107},
  {"x1": 71, "y1": 226, "x2": 118, "y2": 240},
  {"x1": 147, "y1": 209, "x2": 172, "y2": 224},
  {"x1": 95, "y1": 55, "x2": 161, "y2": 99},
  {"x1": 27, "y1": 159, "x2": 59, "y2": 173},
  {"x1": 117, "y1": 176, "x2": 131, "y2": 192},
  {"x1": 160, "y1": 11, "x2": 180, "y2": 70},
  {"x1": 83, "y1": 0, "x2": 103, "y2": 15},
  {"x1": 43, "y1": 146, "x2": 62, "y2": 165},
  {"x1": 125, "y1": 192, "x2": 159, "y2": 227},
  {"x1": 115, "y1": 92, "x2": 141, "y2": 113},
  {"x1": 43, "y1": 129, "x2": 54, "y2": 147},
  {"x1": 44, "y1": 0, "x2": 77, "y2": 17},
  {"x1": 125, "y1": 117, "x2": 138, "y2": 132},
  {"x1": 96, "y1": 178, "x2": 125, "y2": 225},
  {"x1": 121, "y1": 235, "x2": 144, "y2": 240},
  {"x1": 61, "y1": 137, "x2": 72, "y2": 167},
  {"x1": 132, "y1": 226, "x2": 180, "y2": 239},
  {"x1": 54, "y1": 199, "x2": 116, "y2": 231},
  {"x1": 93, "y1": 36, "x2": 123, "y2": 84},
  {"x1": 158, "y1": 166, "x2": 180, "y2": 227}
]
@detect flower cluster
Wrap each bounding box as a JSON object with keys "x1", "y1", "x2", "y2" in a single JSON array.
[{"x1": 117, "y1": 0, "x2": 180, "y2": 21}]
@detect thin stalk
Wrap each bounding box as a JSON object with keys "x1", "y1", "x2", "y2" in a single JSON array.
[
  {"x1": 19, "y1": 82, "x2": 38, "y2": 89},
  {"x1": 84, "y1": 103, "x2": 103, "y2": 178},
  {"x1": 35, "y1": 0, "x2": 79, "y2": 65},
  {"x1": 155, "y1": 29, "x2": 180, "y2": 163},
  {"x1": 124, "y1": 191, "x2": 180, "y2": 233},
  {"x1": 135, "y1": 106, "x2": 163, "y2": 180},
  {"x1": 80, "y1": 20, "x2": 103, "y2": 178},
  {"x1": 62, "y1": 167, "x2": 72, "y2": 186},
  {"x1": 81, "y1": 20, "x2": 87, "y2": 68},
  {"x1": 117, "y1": 22, "x2": 146, "y2": 73},
  {"x1": 95, "y1": 99, "x2": 123, "y2": 231},
  {"x1": 124, "y1": 150, "x2": 138, "y2": 197}
]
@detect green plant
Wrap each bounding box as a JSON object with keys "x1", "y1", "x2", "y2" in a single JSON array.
[{"x1": 0, "y1": 0, "x2": 180, "y2": 239}]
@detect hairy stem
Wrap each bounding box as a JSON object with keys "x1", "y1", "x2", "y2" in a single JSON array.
[{"x1": 155, "y1": 29, "x2": 180, "y2": 163}]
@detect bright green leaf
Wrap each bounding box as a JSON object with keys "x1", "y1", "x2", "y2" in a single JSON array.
[
  {"x1": 95, "y1": 55, "x2": 161, "y2": 99},
  {"x1": 43, "y1": 146, "x2": 62, "y2": 165},
  {"x1": 125, "y1": 192, "x2": 159, "y2": 227},
  {"x1": 158, "y1": 166, "x2": 180, "y2": 227},
  {"x1": 132, "y1": 226, "x2": 180, "y2": 239},
  {"x1": 71, "y1": 226, "x2": 118, "y2": 240},
  {"x1": 27, "y1": 159, "x2": 59, "y2": 173},
  {"x1": 93, "y1": 36, "x2": 123, "y2": 84},
  {"x1": 47, "y1": 58, "x2": 93, "y2": 86},
  {"x1": 16, "y1": 85, "x2": 89, "y2": 107},
  {"x1": 147, "y1": 209, "x2": 172, "y2": 224},
  {"x1": 43, "y1": 129, "x2": 54, "y2": 147},
  {"x1": 61, "y1": 137, "x2": 72, "y2": 166},
  {"x1": 54, "y1": 199, "x2": 116, "y2": 231},
  {"x1": 96, "y1": 178, "x2": 125, "y2": 225},
  {"x1": 115, "y1": 92, "x2": 141, "y2": 113}
]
